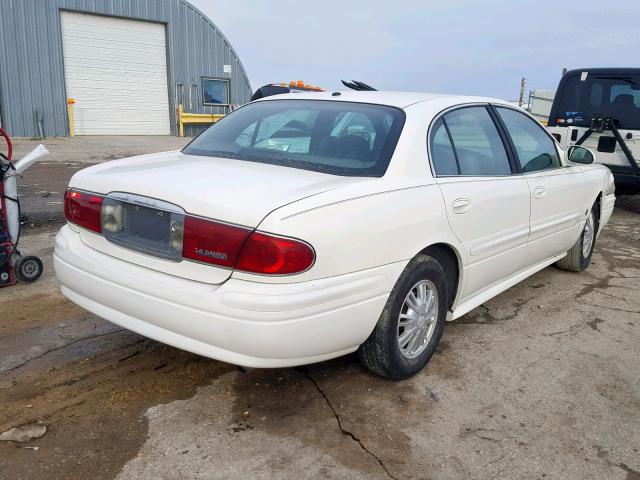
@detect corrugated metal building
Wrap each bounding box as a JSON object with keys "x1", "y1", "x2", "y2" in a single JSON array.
[{"x1": 0, "y1": 0, "x2": 252, "y2": 137}]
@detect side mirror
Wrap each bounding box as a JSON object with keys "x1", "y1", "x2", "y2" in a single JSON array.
[{"x1": 568, "y1": 145, "x2": 595, "y2": 164}]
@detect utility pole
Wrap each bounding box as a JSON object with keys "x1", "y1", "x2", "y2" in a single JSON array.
[{"x1": 518, "y1": 77, "x2": 527, "y2": 108}]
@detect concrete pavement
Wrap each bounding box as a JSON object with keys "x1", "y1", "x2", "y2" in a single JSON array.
[{"x1": 1, "y1": 196, "x2": 638, "y2": 480}]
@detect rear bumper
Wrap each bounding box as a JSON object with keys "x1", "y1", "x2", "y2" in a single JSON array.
[{"x1": 54, "y1": 225, "x2": 403, "y2": 368}]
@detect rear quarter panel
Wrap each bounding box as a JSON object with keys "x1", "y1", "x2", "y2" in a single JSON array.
[
  {"x1": 578, "y1": 164, "x2": 615, "y2": 231},
  {"x1": 579, "y1": 164, "x2": 612, "y2": 201},
  {"x1": 234, "y1": 182, "x2": 465, "y2": 284},
  {"x1": 232, "y1": 100, "x2": 469, "y2": 289}
]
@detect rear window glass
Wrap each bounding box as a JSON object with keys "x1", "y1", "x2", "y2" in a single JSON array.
[
  {"x1": 554, "y1": 73, "x2": 640, "y2": 129},
  {"x1": 183, "y1": 100, "x2": 405, "y2": 177}
]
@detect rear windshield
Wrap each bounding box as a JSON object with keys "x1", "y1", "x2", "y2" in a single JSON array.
[
  {"x1": 182, "y1": 99, "x2": 405, "y2": 177},
  {"x1": 553, "y1": 73, "x2": 640, "y2": 129}
]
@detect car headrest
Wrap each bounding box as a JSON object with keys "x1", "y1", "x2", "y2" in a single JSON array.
[
  {"x1": 317, "y1": 135, "x2": 371, "y2": 161},
  {"x1": 612, "y1": 94, "x2": 635, "y2": 107}
]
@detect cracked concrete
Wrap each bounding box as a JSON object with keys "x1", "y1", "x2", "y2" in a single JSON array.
[
  {"x1": 302, "y1": 368, "x2": 398, "y2": 480},
  {"x1": 114, "y1": 369, "x2": 386, "y2": 480},
  {"x1": 1, "y1": 196, "x2": 639, "y2": 480}
]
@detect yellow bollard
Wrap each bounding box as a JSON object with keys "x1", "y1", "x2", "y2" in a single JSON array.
[
  {"x1": 176, "y1": 103, "x2": 224, "y2": 137},
  {"x1": 67, "y1": 98, "x2": 76, "y2": 138},
  {"x1": 178, "y1": 103, "x2": 184, "y2": 137}
]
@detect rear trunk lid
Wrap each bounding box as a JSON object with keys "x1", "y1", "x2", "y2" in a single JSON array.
[{"x1": 70, "y1": 151, "x2": 359, "y2": 284}]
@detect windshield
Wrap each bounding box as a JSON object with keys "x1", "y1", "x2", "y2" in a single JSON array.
[
  {"x1": 552, "y1": 73, "x2": 640, "y2": 129},
  {"x1": 182, "y1": 99, "x2": 405, "y2": 177}
]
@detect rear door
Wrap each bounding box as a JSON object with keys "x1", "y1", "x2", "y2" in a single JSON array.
[
  {"x1": 430, "y1": 106, "x2": 531, "y2": 301},
  {"x1": 494, "y1": 107, "x2": 590, "y2": 263}
]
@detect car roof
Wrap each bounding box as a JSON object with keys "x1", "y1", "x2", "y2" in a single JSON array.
[
  {"x1": 563, "y1": 67, "x2": 640, "y2": 76},
  {"x1": 256, "y1": 90, "x2": 510, "y2": 109}
]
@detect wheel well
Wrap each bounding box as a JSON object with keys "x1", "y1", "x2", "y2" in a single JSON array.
[
  {"x1": 594, "y1": 192, "x2": 602, "y2": 229},
  {"x1": 419, "y1": 243, "x2": 460, "y2": 310}
]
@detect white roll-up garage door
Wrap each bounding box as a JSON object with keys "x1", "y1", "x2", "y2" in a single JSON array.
[{"x1": 61, "y1": 11, "x2": 171, "y2": 135}]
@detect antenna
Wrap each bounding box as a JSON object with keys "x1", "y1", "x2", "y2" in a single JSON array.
[{"x1": 341, "y1": 80, "x2": 377, "y2": 91}]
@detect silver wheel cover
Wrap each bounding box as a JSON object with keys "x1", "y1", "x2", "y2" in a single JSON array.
[{"x1": 397, "y1": 280, "x2": 439, "y2": 359}]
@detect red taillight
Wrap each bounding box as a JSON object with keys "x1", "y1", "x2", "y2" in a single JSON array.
[
  {"x1": 64, "y1": 189, "x2": 103, "y2": 233},
  {"x1": 63, "y1": 191, "x2": 315, "y2": 275},
  {"x1": 182, "y1": 216, "x2": 252, "y2": 268},
  {"x1": 235, "y1": 232, "x2": 315, "y2": 275},
  {"x1": 181, "y1": 216, "x2": 315, "y2": 274}
]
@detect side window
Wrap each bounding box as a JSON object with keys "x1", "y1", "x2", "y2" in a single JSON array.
[
  {"x1": 429, "y1": 118, "x2": 458, "y2": 175},
  {"x1": 235, "y1": 123, "x2": 256, "y2": 147},
  {"x1": 590, "y1": 82, "x2": 604, "y2": 108},
  {"x1": 444, "y1": 107, "x2": 512, "y2": 176},
  {"x1": 330, "y1": 112, "x2": 377, "y2": 149},
  {"x1": 610, "y1": 84, "x2": 640, "y2": 108},
  {"x1": 496, "y1": 107, "x2": 561, "y2": 173}
]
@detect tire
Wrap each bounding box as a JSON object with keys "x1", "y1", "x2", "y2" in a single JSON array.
[
  {"x1": 15, "y1": 256, "x2": 44, "y2": 283},
  {"x1": 555, "y1": 204, "x2": 599, "y2": 272},
  {"x1": 358, "y1": 254, "x2": 448, "y2": 380}
]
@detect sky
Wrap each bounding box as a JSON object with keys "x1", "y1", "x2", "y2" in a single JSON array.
[{"x1": 191, "y1": 0, "x2": 640, "y2": 101}]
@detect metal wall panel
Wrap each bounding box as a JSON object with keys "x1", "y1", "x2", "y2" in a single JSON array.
[
  {"x1": 0, "y1": 0, "x2": 252, "y2": 137},
  {"x1": 529, "y1": 89, "x2": 556, "y2": 119}
]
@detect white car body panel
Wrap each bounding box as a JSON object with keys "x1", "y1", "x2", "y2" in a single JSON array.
[
  {"x1": 70, "y1": 149, "x2": 360, "y2": 227},
  {"x1": 54, "y1": 91, "x2": 615, "y2": 367},
  {"x1": 54, "y1": 224, "x2": 404, "y2": 366},
  {"x1": 68, "y1": 150, "x2": 362, "y2": 283},
  {"x1": 523, "y1": 166, "x2": 589, "y2": 264},
  {"x1": 435, "y1": 175, "x2": 531, "y2": 301},
  {"x1": 255, "y1": 184, "x2": 459, "y2": 283},
  {"x1": 452, "y1": 251, "x2": 567, "y2": 319}
]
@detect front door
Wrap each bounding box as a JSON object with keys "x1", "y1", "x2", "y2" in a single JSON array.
[
  {"x1": 494, "y1": 107, "x2": 590, "y2": 263},
  {"x1": 430, "y1": 106, "x2": 531, "y2": 301}
]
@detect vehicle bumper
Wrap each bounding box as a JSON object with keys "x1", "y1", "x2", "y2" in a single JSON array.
[
  {"x1": 608, "y1": 166, "x2": 640, "y2": 195},
  {"x1": 54, "y1": 225, "x2": 404, "y2": 368}
]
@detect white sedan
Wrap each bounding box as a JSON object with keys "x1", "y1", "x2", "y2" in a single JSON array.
[{"x1": 54, "y1": 91, "x2": 616, "y2": 380}]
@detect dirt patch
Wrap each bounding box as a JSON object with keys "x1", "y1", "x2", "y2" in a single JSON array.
[
  {"x1": 0, "y1": 294, "x2": 79, "y2": 337},
  {"x1": 0, "y1": 293, "x2": 233, "y2": 480}
]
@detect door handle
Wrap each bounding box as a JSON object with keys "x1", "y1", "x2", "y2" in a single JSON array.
[
  {"x1": 452, "y1": 198, "x2": 471, "y2": 214},
  {"x1": 533, "y1": 186, "x2": 547, "y2": 199}
]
